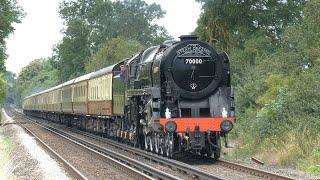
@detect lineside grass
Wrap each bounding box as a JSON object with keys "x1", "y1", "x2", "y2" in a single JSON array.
[
  {"x1": 0, "y1": 108, "x2": 14, "y2": 180},
  {"x1": 227, "y1": 125, "x2": 320, "y2": 175},
  {"x1": 0, "y1": 136, "x2": 14, "y2": 180}
]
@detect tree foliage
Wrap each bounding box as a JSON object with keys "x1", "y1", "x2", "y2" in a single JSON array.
[
  {"x1": 0, "y1": 0, "x2": 23, "y2": 104},
  {"x1": 3, "y1": 71, "x2": 15, "y2": 103},
  {"x1": 52, "y1": 20, "x2": 91, "y2": 82},
  {"x1": 53, "y1": 0, "x2": 170, "y2": 82},
  {"x1": 195, "y1": 0, "x2": 305, "y2": 51},
  {"x1": 85, "y1": 37, "x2": 144, "y2": 73},
  {"x1": 15, "y1": 59, "x2": 59, "y2": 106},
  {"x1": 4, "y1": 71, "x2": 15, "y2": 86},
  {"x1": 59, "y1": 0, "x2": 169, "y2": 47},
  {"x1": 196, "y1": 0, "x2": 320, "y2": 172},
  {"x1": 0, "y1": 0, "x2": 23, "y2": 72},
  {"x1": 0, "y1": 74, "x2": 7, "y2": 104}
]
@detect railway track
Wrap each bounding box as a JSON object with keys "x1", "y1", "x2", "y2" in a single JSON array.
[
  {"x1": 8, "y1": 108, "x2": 295, "y2": 180},
  {"x1": 13, "y1": 116, "x2": 88, "y2": 180},
  {"x1": 7, "y1": 109, "x2": 175, "y2": 180},
  {"x1": 59, "y1": 121, "x2": 294, "y2": 180},
  {"x1": 216, "y1": 159, "x2": 294, "y2": 180},
  {"x1": 8, "y1": 108, "x2": 226, "y2": 180}
]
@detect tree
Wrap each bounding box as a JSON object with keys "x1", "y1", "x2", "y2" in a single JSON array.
[
  {"x1": 85, "y1": 37, "x2": 144, "y2": 72},
  {"x1": 59, "y1": 0, "x2": 169, "y2": 47},
  {"x1": 53, "y1": 0, "x2": 170, "y2": 82},
  {"x1": 0, "y1": 0, "x2": 24, "y2": 72},
  {"x1": 52, "y1": 20, "x2": 91, "y2": 82},
  {"x1": 3, "y1": 71, "x2": 15, "y2": 104},
  {"x1": 0, "y1": 0, "x2": 23, "y2": 104},
  {"x1": 195, "y1": 0, "x2": 306, "y2": 51},
  {"x1": 195, "y1": 0, "x2": 307, "y2": 114},
  {"x1": 15, "y1": 59, "x2": 59, "y2": 106},
  {"x1": 195, "y1": 0, "x2": 320, "y2": 171},
  {"x1": 0, "y1": 74, "x2": 7, "y2": 104}
]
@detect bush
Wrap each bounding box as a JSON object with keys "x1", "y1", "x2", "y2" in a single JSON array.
[{"x1": 0, "y1": 76, "x2": 7, "y2": 104}]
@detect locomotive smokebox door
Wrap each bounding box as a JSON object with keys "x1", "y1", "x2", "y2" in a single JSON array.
[{"x1": 161, "y1": 38, "x2": 223, "y2": 100}]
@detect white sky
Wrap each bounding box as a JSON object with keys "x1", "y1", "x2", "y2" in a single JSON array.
[{"x1": 5, "y1": 0, "x2": 202, "y2": 75}]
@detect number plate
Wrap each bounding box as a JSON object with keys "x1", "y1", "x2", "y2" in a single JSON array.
[{"x1": 185, "y1": 58, "x2": 203, "y2": 64}]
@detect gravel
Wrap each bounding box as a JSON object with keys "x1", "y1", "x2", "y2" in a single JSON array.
[
  {"x1": 1, "y1": 109, "x2": 68, "y2": 180},
  {"x1": 178, "y1": 154, "x2": 264, "y2": 180},
  {"x1": 220, "y1": 157, "x2": 320, "y2": 180},
  {"x1": 5, "y1": 109, "x2": 133, "y2": 180},
  {"x1": 37, "y1": 120, "x2": 189, "y2": 179}
]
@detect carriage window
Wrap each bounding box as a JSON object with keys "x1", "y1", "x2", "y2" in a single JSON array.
[
  {"x1": 92, "y1": 87, "x2": 96, "y2": 99},
  {"x1": 91, "y1": 87, "x2": 93, "y2": 99},
  {"x1": 82, "y1": 86, "x2": 84, "y2": 96},
  {"x1": 95, "y1": 86, "x2": 98, "y2": 99},
  {"x1": 97, "y1": 86, "x2": 99, "y2": 99}
]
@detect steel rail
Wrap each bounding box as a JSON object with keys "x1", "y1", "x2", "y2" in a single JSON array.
[
  {"x1": 16, "y1": 109, "x2": 227, "y2": 180},
  {"x1": 77, "y1": 121, "x2": 295, "y2": 180},
  {"x1": 13, "y1": 108, "x2": 293, "y2": 180},
  {"x1": 68, "y1": 127, "x2": 228, "y2": 180},
  {"x1": 13, "y1": 115, "x2": 88, "y2": 180},
  {"x1": 217, "y1": 159, "x2": 294, "y2": 180},
  {"x1": 51, "y1": 119, "x2": 294, "y2": 180},
  {"x1": 10, "y1": 109, "x2": 179, "y2": 180}
]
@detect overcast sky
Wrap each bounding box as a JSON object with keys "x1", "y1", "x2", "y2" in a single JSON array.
[{"x1": 5, "y1": 0, "x2": 202, "y2": 75}]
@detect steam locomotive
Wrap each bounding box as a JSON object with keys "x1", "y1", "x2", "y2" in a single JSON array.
[{"x1": 23, "y1": 35, "x2": 235, "y2": 159}]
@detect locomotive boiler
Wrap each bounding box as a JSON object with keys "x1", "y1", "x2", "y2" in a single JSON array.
[{"x1": 23, "y1": 35, "x2": 235, "y2": 159}]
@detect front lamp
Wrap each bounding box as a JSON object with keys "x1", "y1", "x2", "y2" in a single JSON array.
[
  {"x1": 165, "y1": 121, "x2": 177, "y2": 132},
  {"x1": 220, "y1": 120, "x2": 233, "y2": 132}
]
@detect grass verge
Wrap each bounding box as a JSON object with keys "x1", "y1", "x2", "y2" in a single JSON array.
[
  {"x1": 0, "y1": 108, "x2": 14, "y2": 180},
  {"x1": 227, "y1": 128, "x2": 320, "y2": 176},
  {"x1": 0, "y1": 136, "x2": 14, "y2": 180}
]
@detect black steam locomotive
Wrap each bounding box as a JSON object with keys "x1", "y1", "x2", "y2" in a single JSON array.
[{"x1": 123, "y1": 35, "x2": 235, "y2": 159}]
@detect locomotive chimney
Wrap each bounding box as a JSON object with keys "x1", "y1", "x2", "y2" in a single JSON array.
[{"x1": 179, "y1": 35, "x2": 198, "y2": 41}]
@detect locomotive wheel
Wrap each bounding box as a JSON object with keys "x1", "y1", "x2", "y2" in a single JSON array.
[
  {"x1": 149, "y1": 135, "x2": 154, "y2": 152},
  {"x1": 207, "y1": 146, "x2": 213, "y2": 157},
  {"x1": 144, "y1": 134, "x2": 154, "y2": 152},
  {"x1": 213, "y1": 134, "x2": 221, "y2": 160},
  {"x1": 201, "y1": 145, "x2": 213, "y2": 157},
  {"x1": 154, "y1": 134, "x2": 159, "y2": 154},
  {"x1": 144, "y1": 134, "x2": 149, "y2": 151},
  {"x1": 155, "y1": 133, "x2": 165, "y2": 155},
  {"x1": 164, "y1": 133, "x2": 174, "y2": 158},
  {"x1": 159, "y1": 135, "x2": 165, "y2": 155}
]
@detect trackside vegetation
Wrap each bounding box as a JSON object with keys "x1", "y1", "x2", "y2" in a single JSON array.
[
  {"x1": 0, "y1": 136, "x2": 14, "y2": 180},
  {"x1": 0, "y1": 0, "x2": 23, "y2": 105},
  {"x1": 0, "y1": 77, "x2": 7, "y2": 104},
  {"x1": 196, "y1": 0, "x2": 320, "y2": 174},
  {"x1": 14, "y1": 59, "x2": 59, "y2": 106},
  {"x1": 51, "y1": 0, "x2": 170, "y2": 82}
]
